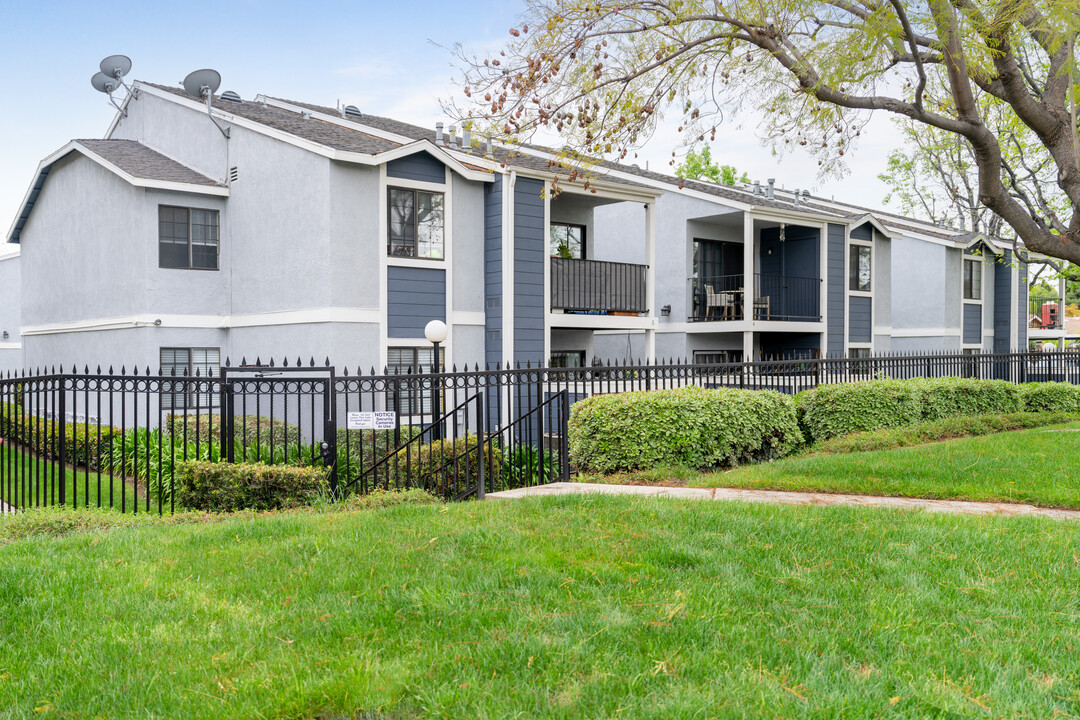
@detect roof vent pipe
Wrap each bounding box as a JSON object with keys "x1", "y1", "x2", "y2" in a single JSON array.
[
  {"x1": 449, "y1": 125, "x2": 458, "y2": 149},
  {"x1": 485, "y1": 138, "x2": 493, "y2": 156},
  {"x1": 435, "y1": 122, "x2": 444, "y2": 144},
  {"x1": 766, "y1": 178, "x2": 775, "y2": 200},
  {"x1": 752, "y1": 180, "x2": 761, "y2": 196},
  {"x1": 462, "y1": 128, "x2": 471, "y2": 150},
  {"x1": 793, "y1": 188, "x2": 800, "y2": 207}
]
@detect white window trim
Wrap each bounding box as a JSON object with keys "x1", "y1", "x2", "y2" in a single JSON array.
[
  {"x1": 843, "y1": 228, "x2": 875, "y2": 354},
  {"x1": 380, "y1": 166, "x2": 455, "y2": 371},
  {"x1": 961, "y1": 255, "x2": 986, "y2": 349}
]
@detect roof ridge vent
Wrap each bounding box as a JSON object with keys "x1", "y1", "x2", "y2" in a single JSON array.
[{"x1": 220, "y1": 90, "x2": 241, "y2": 103}]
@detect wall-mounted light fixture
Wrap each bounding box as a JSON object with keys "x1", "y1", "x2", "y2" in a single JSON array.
[{"x1": 661, "y1": 305, "x2": 671, "y2": 317}]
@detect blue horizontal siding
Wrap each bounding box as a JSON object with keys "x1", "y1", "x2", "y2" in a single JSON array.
[
  {"x1": 386, "y1": 152, "x2": 446, "y2": 184},
  {"x1": 848, "y1": 296, "x2": 872, "y2": 343},
  {"x1": 387, "y1": 266, "x2": 446, "y2": 338},
  {"x1": 963, "y1": 303, "x2": 982, "y2": 345}
]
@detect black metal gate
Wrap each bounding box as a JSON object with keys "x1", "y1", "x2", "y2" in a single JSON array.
[{"x1": 220, "y1": 366, "x2": 338, "y2": 493}]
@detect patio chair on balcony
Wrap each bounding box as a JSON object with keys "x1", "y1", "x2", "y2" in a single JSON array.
[
  {"x1": 704, "y1": 285, "x2": 724, "y2": 320},
  {"x1": 753, "y1": 294, "x2": 771, "y2": 320}
]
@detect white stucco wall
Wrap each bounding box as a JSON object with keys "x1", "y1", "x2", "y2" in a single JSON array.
[{"x1": 0, "y1": 248, "x2": 21, "y2": 371}]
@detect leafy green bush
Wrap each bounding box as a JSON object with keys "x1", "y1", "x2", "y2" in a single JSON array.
[
  {"x1": 335, "y1": 426, "x2": 422, "y2": 485},
  {"x1": 568, "y1": 385, "x2": 802, "y2": 474},
  {"x1": 175, "y1": 461, "x2": 329, "y2": 512},
  {"x1": 165, "y1": 413, "x2": 302, "y2": 450},
  {"x1": 500, "y1": 444, "x2": 560, "y2": 488},
  {"x1": 386, "y1": 435, "x2": 503, "y2": 499},
  {"x1": 797, "y1": 378, "x2": 1024, "y2": 442},
  {"x1": 812, "y1": 412, "x2": 1079, "y2": 455},
  {"x1": 0, "y1": 403, "x2": 121, "y2": 470},
  {"x1": 1018, "y1": 383, "x2": 1080, "y2": 413}
]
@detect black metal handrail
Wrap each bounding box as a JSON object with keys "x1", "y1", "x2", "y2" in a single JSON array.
[{"x1": 551, "y1": 257, "x2": 648, "y2": 314}]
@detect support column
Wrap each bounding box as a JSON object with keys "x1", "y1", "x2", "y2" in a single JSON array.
[
  {"x1": 742, "y1": 213, "x2": 755, "y2": 323},
  {"x1": 742, "y1": 331, "x2": 754, "y2": 363},
  {"x1": 645, "y1": 201, "x2": 657, "y2": 362}
]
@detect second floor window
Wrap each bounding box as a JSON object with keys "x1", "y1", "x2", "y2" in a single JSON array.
[
  {"x1": 849, "y1": 245, "x2": 871, "y2": 292},
  {"x1": 963, "y1": 258, "x2": 983, "y2": 300},
  {"x1": 388, "y1": 188, "x2": 444, "y2": 259},
  {"x1": 159, "y1": 206, "x2": 219, "y2": 270},
  {"x1": 550, "y1": 223, "x2": 585, "y2": 259}
]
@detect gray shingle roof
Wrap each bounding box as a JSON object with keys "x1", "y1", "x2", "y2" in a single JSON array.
[
  {"x1": 142, "y1": 83, "x2": 402, "y2": 155},
  {"x1": 75, "y1": 139, "x2": 219, "y2": 186}
]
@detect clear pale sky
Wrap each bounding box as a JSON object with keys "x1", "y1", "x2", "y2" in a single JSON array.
[{"x1": 0, "y1": 0, "x2": 898, "y2": 234}]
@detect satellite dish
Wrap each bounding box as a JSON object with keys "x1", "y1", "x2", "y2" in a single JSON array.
[
  {"x1": 99, "y1": 55, "x2": 132, "y2": 79},
  {"x1": 91, "y1": 72, "x2": 119, "y2": 94},
  {"x1": 183, "y1": 69, "x2": 221, "y2": 99}
]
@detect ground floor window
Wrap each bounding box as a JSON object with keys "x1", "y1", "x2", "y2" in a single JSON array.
[
  {"x1": 387, "y1": 347, "x2": 442, "y2": 416},
  {"x1": 550, "y1": 351, "x2": 586, "y2": 368},
  {"x1": 693, "y1": 351, "x2": 743, "y2": 365},
  {"x1": 160, "y1": 347, "x2": 220, "y2": 410}
]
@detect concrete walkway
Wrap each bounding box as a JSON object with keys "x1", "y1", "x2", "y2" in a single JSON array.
[{"x1": 489, "y1": 482, "x2": 1080, "y2": 521}]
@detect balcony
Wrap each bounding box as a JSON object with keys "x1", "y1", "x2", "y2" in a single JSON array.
[
  {"x1": 1030, "y1": 298, "x2": 1063, "y2": 330},
  {"x1": 689, "y1": 273, "x2": 821, "y2": 323},
  {"x1": 550, "y1": 257, "x2": 648, "y2": 314}
]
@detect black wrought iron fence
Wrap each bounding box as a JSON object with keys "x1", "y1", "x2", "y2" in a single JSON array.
[{"x1": 1, "y1": 349, "x2": 1078, "y2": 514}]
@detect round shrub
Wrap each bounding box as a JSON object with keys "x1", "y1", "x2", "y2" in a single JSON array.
[{"x1": 568, "y1": 385, "x2": 802, "y2": 474}]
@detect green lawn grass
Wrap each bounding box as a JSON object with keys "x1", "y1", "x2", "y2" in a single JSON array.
[
  {"x1": 3, "y1": 496, "x2": 1080, "y2": 718},
  {"x1": 0, "y1": 447, "x2": 134, "y2": 512},
  {"x1": 694, "y1": 419, "x2": 1080, "y2": 508}
]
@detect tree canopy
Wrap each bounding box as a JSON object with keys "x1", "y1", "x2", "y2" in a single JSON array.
[
  {"x1": 452, "y1": 0, "x2": 1080, "y2": 265},
  {"x1": 675, "y1": 146, "x2": 750, "y2": 185}
]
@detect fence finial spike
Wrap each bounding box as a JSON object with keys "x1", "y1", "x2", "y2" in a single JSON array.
[
  {"x1": 241, "y1": 356, "x2": 248, "y2": 366},
  {"x1": 120, "y1": 365, "x2": 126, "y2": 375},
  {"x1": 325, "y1": 357, "x2": 331, "y2": 367},
  {"x1": 108, "y1": 365, "x2": 113, "y2": 374},
  {"x1": 452, "y1": 363, "x2": 458, "y2": 372},
  {"x1": 296, "y1": 356, "x2": 302, "y2": 368},
  {"x1": 309, "y1": 357, "x2": 315, "y2": 367},
  {"x1": 145, "y1": 365, "x2": 151, "y2": 376},
  {"x1": 195, "y1": 367, "x2": 202, "y2": 377},
  {"x1": 342, "y1": 366, "x2": 349, "y2": 376},
  {"x1": 255, "y1": 356, "x2": 262, "y2": 367},
  {"x1": 268, "y1": 357, "x2": 275, "y2": 368}
]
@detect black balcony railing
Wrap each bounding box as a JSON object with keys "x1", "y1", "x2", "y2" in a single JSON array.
[
  {"x1": 690, "y1": 274, "x2": 821, "y2": 322},
  {"x1": 1029, "y1": 298, "x2": 1063, "y2": 330},
  {"x1": 550, "y1": 257, "x2": 648, "y2": 314}
]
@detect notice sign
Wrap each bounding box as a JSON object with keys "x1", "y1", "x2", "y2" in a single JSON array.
[{"x1": 346, "y1": 411, "x2": 397, "y2": 430}]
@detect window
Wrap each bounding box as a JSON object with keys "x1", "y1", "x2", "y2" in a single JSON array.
[
  {"x1": 694, "y1": 351, "x2": 743, "y2": 365},
  {"x1": 159, "y1": 206, "x2": 219, "y2": 270},
  {"x1": 160, "y1": 347, "x2": 220, "y2": 410},
  {"x1": 550, "y1": 223, "x2": 586, "y2": 259},
  {"x1": 550, "y1": 351, "x2": 586, "y2": 368},
  {"x1": 963, "y1": 258, "x2": 983, "y2": 300},
  {"x1": 849, "y1": 245, "x2": 871, "y2": 292},
  {"x1": 388, "y1": 188, "x2": 444, "y2": 258},
  {"x1": 387, "y1": 347, "x2": 442, "y2": 415}
]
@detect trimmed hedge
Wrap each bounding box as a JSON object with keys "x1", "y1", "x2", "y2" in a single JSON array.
[
  {"x1": 176, "y1": 461, "x2": 329, "y2": 512},
  {"x1": 1018, "y1": 382, "x2": 1080, "y2": 413},
  {"x1": 812, "y1": 412, "x2": 1079, "y2": 455},
  {"x1": 0, "y1": 403, "x2": 120, "y2": 470},
  {"x1": 797, "y1": 377, "x2": 1072, "y2": 443},
  {"x1": 568, "y1": 385, "x2": 802, "y2": 473}
]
